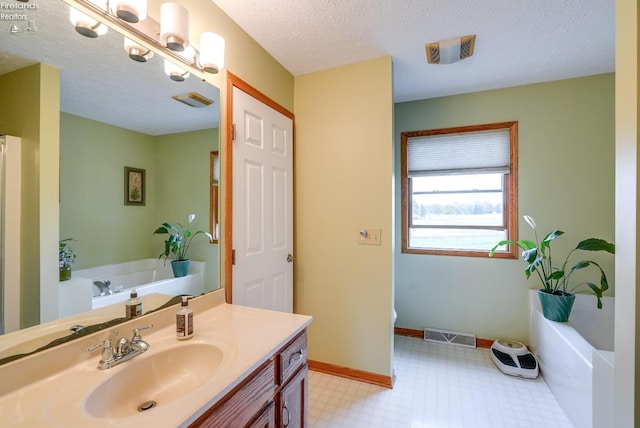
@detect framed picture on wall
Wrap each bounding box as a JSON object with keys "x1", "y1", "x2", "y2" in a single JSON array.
[{"x1": 124, "y1": 167, "x2": 145, "y2": 206}]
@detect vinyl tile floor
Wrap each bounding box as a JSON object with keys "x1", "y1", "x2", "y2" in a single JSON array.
[{"x1": 308, "y1": 335, "x2": 573, "y2": 428}]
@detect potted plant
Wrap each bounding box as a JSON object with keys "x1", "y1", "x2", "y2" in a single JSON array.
[
  {"x1": 153, "y1": 214, "x2": 212, "y2": 277},
  {"x1": 489, "y1": 215, "x2": 615, "y2": 322},
  {"x1": 59, "y1": 238, "x2": 77, "y2": 281}
]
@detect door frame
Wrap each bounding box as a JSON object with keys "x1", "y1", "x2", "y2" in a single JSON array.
[{"x1": 223, "y1": 72, "x2": 295, "y2": 304}]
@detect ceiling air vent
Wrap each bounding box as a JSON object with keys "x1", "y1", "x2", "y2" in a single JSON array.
[
  {"x1": 425, "y1": 34, "x2": 476, "y2": 64},
  {"x1": 171, "y1": 92, "x2": 214, "y2": 108}
]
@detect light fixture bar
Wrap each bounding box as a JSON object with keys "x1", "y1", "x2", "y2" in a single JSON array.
[{"x1": 60, "y1": 0, "x2": 213, "y2": 81}]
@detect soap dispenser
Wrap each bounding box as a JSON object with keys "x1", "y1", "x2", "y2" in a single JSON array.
[
  {"x1": 125, "y1": 289, "x2": 142, "y2": 319},
  {"x1": 176, "y1": 296, "x2": 193, "y2": 340}
]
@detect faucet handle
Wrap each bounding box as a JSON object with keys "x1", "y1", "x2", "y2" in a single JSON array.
[
  {"x1": 87, "y1": 339, "x2": 114, "y2": 362},
  {"x1": 87, "y1": 338, "x2": 112, "y2": 353},
  {"x1": 87, "y1": 339, "x2": 114, "y2": 369},
  {"x1": 132, "y1": 324, "x2": 154, "y2": 341}
]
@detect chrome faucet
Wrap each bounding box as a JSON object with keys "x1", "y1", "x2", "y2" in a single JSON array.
[
  {"x1": 93, "y1": 280, "x2": 112, "y2": 296},
  {"x1": 87, "y1": 325, "x2": 153, "y2": 369}
]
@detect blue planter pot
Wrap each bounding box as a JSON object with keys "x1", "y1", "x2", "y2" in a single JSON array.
[
  {"x1": 538, "y1": 289, "x2": 575, "y2": 322},
  {"x1": 171, "y1": 259, "x2": 190, "y2": 278}
]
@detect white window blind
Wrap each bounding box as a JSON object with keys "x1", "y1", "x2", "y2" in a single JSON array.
[{"x1": 407, "y1": 128, "x2": 510, "y2": 177}]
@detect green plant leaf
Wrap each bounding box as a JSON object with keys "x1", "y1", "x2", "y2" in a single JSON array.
[
  {"x1": 540, "y1": 230, "x2": 563, "y2": 254},
  {"x1": 522, "y1": 248, "x2": 538, "y2": 264},
  {"x1": 489, "y1": 215, "x2": 613, "y2": 310},
  {"x1": 488, "y1": 239, "x2": 536, "y2": 257},
  {"x1": 525, "y1": 255, "x2": 543, "y2": 278},
  {"x1": 585, "y1": 282, "x2": 604, "y2": 309},
  {"x1": 575, "y1": 238, "x2": 615, "y2": 254},
  {"x1": 548, "y1": 270, "x2": 564, "y2": 280}
]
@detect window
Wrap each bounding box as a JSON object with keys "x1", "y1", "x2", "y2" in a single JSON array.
[{"x1": 401, "y1": 122, "x2": 518, "y2": 258}]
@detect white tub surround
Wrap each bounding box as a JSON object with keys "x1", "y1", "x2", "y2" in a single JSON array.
[
  {"x1": 67, "y1": 259, "x2": 204, "y2": 312},
  {"x1": 529, "y1": 290, "x2": 614, "y2": 428},
  {"x1": 0, "y1": 289, "x2": 312, "y2": 427},
  {"x1": 592, "y1": 350, "x2": 614, "y2": 427},
  {"x1": 58, "y1": 277, "x2": 93, "y2": 317}
]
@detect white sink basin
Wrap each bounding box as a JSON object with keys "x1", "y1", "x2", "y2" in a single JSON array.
[{"x1": 84, "y1": 343, "x2": 224, "y2": 419}]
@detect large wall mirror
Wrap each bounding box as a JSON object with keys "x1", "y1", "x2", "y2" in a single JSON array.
[{"x1": 0, "y1": 0, "x2": 221, "y2": 363}]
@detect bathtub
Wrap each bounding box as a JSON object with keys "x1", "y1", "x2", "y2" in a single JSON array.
[
  {"x1": 73, "y1": 259, "x2": 204, "y2": 310},
  {"x1": 529, "y1": 289, "x2": 614, "y2": 428}
]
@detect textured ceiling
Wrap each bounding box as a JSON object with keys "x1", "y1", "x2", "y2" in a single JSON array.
[
  {"x1": 0, "y1": 0, "x2": 615, "y2": 132},
  {"x1": 211, "y1": 0, "x2": 615, "y2": 102},
  {"x1": 0, "y1": 1, "x2": 219, "y2": 136}
]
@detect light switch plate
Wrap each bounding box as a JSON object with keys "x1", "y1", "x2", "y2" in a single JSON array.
[{"x1": 358, "y1": 227, "x2": 381, "y2": 245}]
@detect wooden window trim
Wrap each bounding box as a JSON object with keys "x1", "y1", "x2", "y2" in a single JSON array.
[
  {"x1": 210, "y1": 151, "x2": 219, "y2": 244},
  {"x1": 400, "y1": 121, "x2": 519, "y2": 259}
]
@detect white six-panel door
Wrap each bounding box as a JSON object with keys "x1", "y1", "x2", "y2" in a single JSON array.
[{"x1": 232, "y1": 87, "x2": 293, "y2": 312}]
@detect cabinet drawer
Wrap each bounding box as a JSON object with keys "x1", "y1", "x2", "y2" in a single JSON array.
[{"x1": 277, "y1": 330, "x2": 307, "y2": 386}]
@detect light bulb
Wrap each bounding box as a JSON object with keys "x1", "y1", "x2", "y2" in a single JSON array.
[
  {"x1": 198, "y1": 32, "x2": 225, "y2": 74},
  {"x1": 160, "y1": 2, "x2": 189, "y2": 52},
  {"x1": 110, "y1": 0, "x2": 147, "y2": 23},
  {"x1": 164, "y1": 59, "x2": 190, "y2": 82},
  {"x1": 124, "y1": 38, "x2": 154, "y2": 62},
  {"x1": 69, "y1": 0, "x2": 108, "y2": 38}
]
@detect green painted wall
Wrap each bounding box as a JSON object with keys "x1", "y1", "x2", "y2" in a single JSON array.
[
  {"x1": 60, "y1": 113, "x2": 156, "y2": 268},
  {"x1": 60, "y1": 114, "x2": 219, "y2": 289},
  {"x1": 394, "y1": 73, "x2": 615, "y2": 343},
  {"x1": 154, "y1": 128, "x2": 220, "y2": 291},
  {"x1": 0, "y1": 64, "x2": 60, "y2": 328}
]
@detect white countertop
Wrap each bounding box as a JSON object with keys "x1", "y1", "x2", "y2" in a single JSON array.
[{"x1": 0, "y1": 292, "x2": 312, "y2": 427}]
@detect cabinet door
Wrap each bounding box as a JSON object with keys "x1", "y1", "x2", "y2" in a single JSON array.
[
  {"x1": 277, "y1": 364, "x2": 308, "y2": 428},
  {"x1": 190, "y1": 360, "x2": 275, "y2": 427},
  {"x1": 248, "y1": 401, "x2": 275, "y2": 428}
]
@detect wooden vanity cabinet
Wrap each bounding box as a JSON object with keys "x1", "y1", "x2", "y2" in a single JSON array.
[
  {"x1": 276, "y1": 363, "x2": 308, "y2": 428},
  {"x1": 190, "y1": 358, "x2": 275, "y2": 427},
  {"x1": 275, "y1": 331, "x2": 308, "y2": 428},
  {"x1": 189, "y1": 329, "x2": 308, "y2": 428},
  {"x1": 247, "y1": 401, "x2": 276, "y2": 428}
]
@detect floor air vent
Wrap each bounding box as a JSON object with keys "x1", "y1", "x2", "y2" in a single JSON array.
[{"x1": 423, "y1": 327, "x2": 476, "y2": 348}]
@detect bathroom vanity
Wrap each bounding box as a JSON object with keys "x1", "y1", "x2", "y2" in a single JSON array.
[
  {"x1": 191, "y1": 330, "x2": 308, "y2": 427},
  {"x1": 0, "y1": 289, "x2": 312, "y2": 427}
]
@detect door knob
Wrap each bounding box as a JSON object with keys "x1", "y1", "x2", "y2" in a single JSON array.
[{"x1": 287, "y1": 254, "x2": 294, "y2": 263}]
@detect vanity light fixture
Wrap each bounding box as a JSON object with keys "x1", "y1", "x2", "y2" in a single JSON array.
[
  {"x1": 124, "y1": 37, "x2": 154, "y2": 62},
  {"x1": 110, "y1": 0, "x2": 147, "y2": 24},
  {"x1": 164, "y1": 59, "x2": 190, "y2": 82},
  {"x1": 198, "y1": 32, "x2": 225, "y2": 74},
  {"x1": 164, "y1": 61, "x2": 190, "y2": 82},
  {"x1": 425, "y1": 34, "x2": 476, "y2": 64},
  {"x1": 70, "y1": 0, "x2": 109, "y2": 38},
  {"x1": 160, "y1": 2, "x2": 189, "y2": 52},
  {"x1": 65, "y1": 0, "x2": 226, "y2": 82},
  {"x1": 164, "y1": 46, "x2": 196, "y2": 81}
]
